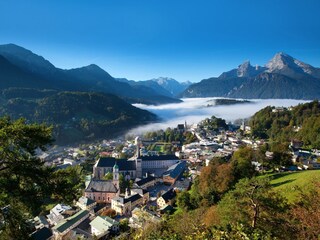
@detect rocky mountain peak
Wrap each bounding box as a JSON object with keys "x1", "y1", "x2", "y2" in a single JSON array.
[
  {"x1": 266, "y1": 52, "x2": 320, "y2": 78},
  {"x1": 237, "y1": 61, "x2": 253, "y2": 77},
  {"x1": 266, "y1": 52, "x2": 295, "y2": 71}
]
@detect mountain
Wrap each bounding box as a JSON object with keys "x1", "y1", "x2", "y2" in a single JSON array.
[
  {"x1": 116, "y1": 77, "x2": 192, "y2": 97},
  {"x1": 181, "y1": 52, "x2": 320, "y2": 99},
  {"x1": 265, "y1": 52, "x2": 320, "y2": 79},
  {"x1": 150, "y1": 77, "x2": 192, "y2": 96},
  {"x1": 0, "y1": 91, "x2": 157, "y2": 144},
  {"x1": 0, "y1": 44, "x2": 181, "y2": 105}
]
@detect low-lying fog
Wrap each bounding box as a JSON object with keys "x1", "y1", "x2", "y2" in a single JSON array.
[{"x1": 128, "y1": 98, "x2": 309, "y2": 135}]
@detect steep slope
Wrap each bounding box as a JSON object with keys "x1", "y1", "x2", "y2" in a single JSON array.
[
  {"x1": 182, "y1": 52, "x2": 320, "y2": 100},
  {"x1": 0, "y1": 55, "x2": 57, "y2": 89}
]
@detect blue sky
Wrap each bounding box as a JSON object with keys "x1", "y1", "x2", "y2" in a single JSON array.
[{"x1": 1, "y1": 0, "x2": 320, "y2": 82}]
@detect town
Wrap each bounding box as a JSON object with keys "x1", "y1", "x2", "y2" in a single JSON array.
[{"x1": 29, "y1": 112, "x2": 320, "y2": 240}]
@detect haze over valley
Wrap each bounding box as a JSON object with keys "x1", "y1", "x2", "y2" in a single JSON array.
[{"x1": 130, "y1": 98, "x2": 309, "y2": 134}]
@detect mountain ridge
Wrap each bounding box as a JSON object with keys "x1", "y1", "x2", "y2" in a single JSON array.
[
  {"x1": 182, "y1": 52, "x2": 320, "y2": 99},
  {"x1": 0, "y1": 43, "x2": 181, "y2": 105}
]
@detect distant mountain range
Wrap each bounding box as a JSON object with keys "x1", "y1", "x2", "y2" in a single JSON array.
[
  {"x1": 0, "y1": 44, "x2": 181, "y2": 105},
  {"x1": 116, "y1": 77, "x2": 191, "y2": 98},
  {"x1": 0, "y1": 44, "x2": 165, "y2": 144},
  {"x1": 181, "y1": 52, "x2": 320, "y2": 99}
]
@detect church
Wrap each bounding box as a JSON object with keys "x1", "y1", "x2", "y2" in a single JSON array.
[
  {"x1": 93, "y1": 154, "x2": 180, "y2": 180},
  {"x1": 85, "y1": 162, "x2": 120, "y2": 203}
]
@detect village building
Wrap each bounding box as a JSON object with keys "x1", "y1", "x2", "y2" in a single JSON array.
[
  {"x1": 157, "y1": 188, "x2": 177, "y2": 209},
  {"x1": 162, "y1": 161, "x2": 186, "y2": 185},
  {"x1": 90, "y1": 216, "x2": 119, "y2": 238},
  {"x1": 46, "y1": 204, "x2": 72, "y2": 226},
  {"x1": 129, "y1": 207, "x2": 161, "y2": 228},
  {"x1": 134, "y1": 174, "x2": 157, "y2": 189},
  {"x1": 111, "y1": 189, "x2": 145, "y2": 216},
  {"x1": 93, "y1": 155, "x2": 181, "y2": 180},
  {"x1": 52, "y1": 210, "x2": 89, "y2": 239},
  {"x1": 76, "y1": 196, "x2": 96, "y2": 211}
]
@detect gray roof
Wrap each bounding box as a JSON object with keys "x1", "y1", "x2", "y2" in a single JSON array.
[
  {"x1": 113, "y1": 193, "x2": 142, "y2": 204},
  {"x1": 78, "y1": 196, "x2": 96, "y2": 206},
  {"x1": 89, "y1": 216, "x2": 118, "y2": 233},
  {"x1": 161, "y1": 189, "x2": 176, "y2": 202},
  {"x1": 163, "y1": 161, "x2": 186, "y2": 179},
  {"x1": 140, "y1": 155, "x2": 179, "y2": 161},
  {"x1": 85, "y1": 180, "x2": 118, "y2": 193},
  {"x1": 135, "y1": 176, "x2": 155, "y2": 186},
  {"x1": 30, "y1": 227, "x2": 52, "y2": 240},
  {"x1": 96, "y1": 157, "x2": 136, "y2": 171}
]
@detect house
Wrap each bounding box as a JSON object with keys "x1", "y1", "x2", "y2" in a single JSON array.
[
  {"x1": 85, "y1": 163, "x2": 120, "y2": 203},
  {"x1": 52, "y1": 210, "x2": 89, "y2": 239},
  {"x1": 29, "y1": 215, "x2": 49, "y2": 230},
  {"x1": 157, "y1": 188, "x2": 176, "y2": 209},
  {"x1": 162, "y1": 161, "x2": 186, "y2": 185},
  {"x1": 129, "y1": 207, "x2": 161, "y2": 228},
  {"x1": 111, "y1": 190, "x2": 144, "y2": 216},
  {"x1": 46, "y1": 204, "x2": 72, "y2": 226},
  {"x1": 90, "y1": 216, "x2": 119, "y2": 238},
  {"x1": 130, "y1": 188, "x2": 150, "y2": 204},
  {"x1": 76, "y1": 196, "x2": 96, "y2": 211},
  {"x1": 134, "y1": 175, "x2": 156, "y2": 189}
]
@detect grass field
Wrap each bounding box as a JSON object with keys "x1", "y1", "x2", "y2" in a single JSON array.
[{"x1": 263, "y1": 170, "x2": 320, "y2": 203}]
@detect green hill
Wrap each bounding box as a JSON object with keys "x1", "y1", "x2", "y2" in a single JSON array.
[{"x1": 264, "y1": 170, "x2": 320, "y2": 202}]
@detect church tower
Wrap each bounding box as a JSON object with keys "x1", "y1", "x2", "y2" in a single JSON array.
[
  {"x1": 135, "y1": 136, "x2": 142, "y2": 178},
  {"x1": 113, "y1": 161, "x2": 120, "y2": 196}
]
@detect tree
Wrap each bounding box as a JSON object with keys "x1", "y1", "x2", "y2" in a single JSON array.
[
  {"x1": 50, "y1": 165, "x2": 85, "y2": 203},
  {"x1": 176, "y1": 191, "x2": 192, "y2": 211},
  {"x1": 0, "y1": 117, "x2": 53, "y2": 238},
  {"x1": 288, "y1": 181, "x2": 320, "y2": 239},
  {"x1": 216, "y1": 177, "x2": 291, "y2": 239},
  {"x1": 231, "y1": 147, "x2": 257, "y2": 180},
  {"x1": 198, "y1": 160, "x2": 234, "y2": 205}
]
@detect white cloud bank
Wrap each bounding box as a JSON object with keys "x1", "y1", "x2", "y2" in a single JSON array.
[{"x1": 128, "y1": 98, "x2": 309, "y2": 135}]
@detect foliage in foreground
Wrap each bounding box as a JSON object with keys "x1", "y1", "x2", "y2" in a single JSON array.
[{"x1": 0, "y1": 117, "x2": 84, "y2": 239}]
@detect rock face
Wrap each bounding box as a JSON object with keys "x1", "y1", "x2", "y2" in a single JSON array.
[{"x1": 181, "y1": 52, "x2": 320, "y2": 100}]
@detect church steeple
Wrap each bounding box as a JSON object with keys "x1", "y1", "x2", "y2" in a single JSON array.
[{"x1": 113, "y1": 161, "x2": 120, "y2": 193}]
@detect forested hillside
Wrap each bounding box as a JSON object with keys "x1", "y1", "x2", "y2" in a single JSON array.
[
  {"x1": 249, "y1": 100, "x2": 320, "y2": 149},
  {"x1": 0, "y1": 90, "x2": 157, "y2": 144}
]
